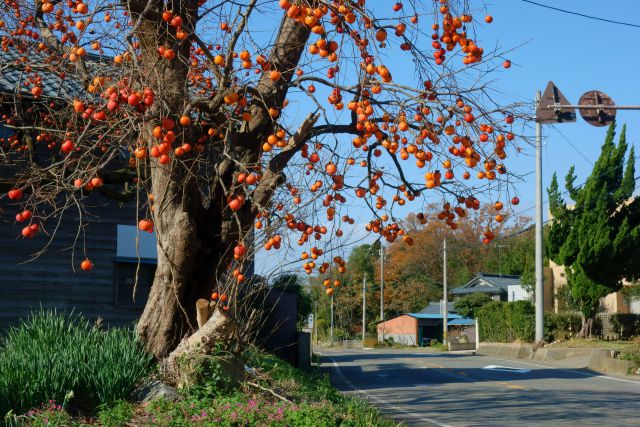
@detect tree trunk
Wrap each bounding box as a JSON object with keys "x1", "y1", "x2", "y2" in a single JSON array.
[
  {"x1": 130, "y1": 6, "x2": 237, "y2": 358},
  {"x1": 165, "y1": 307, "x2": 239, "y2": 387},
  {"x1": 578, "y1": 313, "x2": 594, "y2": 338},
  {"x1": 130, "y1": 4, "x2": 312, "y2": 359}
]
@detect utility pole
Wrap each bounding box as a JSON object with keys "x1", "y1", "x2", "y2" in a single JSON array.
[
  {"x1": 443, "y1": 238, "x2": 448, "y2": 346},
  {"x1": 533, "y1": 81, "x2": 640, "y2": 342},
  {"x1": 314, "y1": 306, "x2": 318, "y2": 346},
  {"x1": 535, "y1": 90, "x2": 544, "y2": 343},
  {"x1": 330, "y1": 293, "x2": 334, "y2": 346},
  {"x1": 380, "y1": 245, "x2": 384, "y2": 321},
  {"x1": 362, "y1": 273, "x2": 367, "y2": 346}
]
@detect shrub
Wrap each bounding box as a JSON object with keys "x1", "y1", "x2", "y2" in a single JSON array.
[
  {"x1": 477, "y1": 301, "x2": 510, "y2": 342},
  {"x1": 98, "y1": 400, "x2": 135, "y2": 426},
  {"x1": 618, "y1": 345, "x2": 640, "y2": 371},
  {"x1": 3, "y1": 398, "x2": 75, "y2": 427},
  {"x1": 0, "y1": 310, "x2": 153, "y2": 415},
  {"x1": 544, "y1": 313, "x2": 582, "y2": 342},
  {"x1": 477, "y1": 300, "x2": 535, "y2": 342},
  {"x1": 125, "y1": 347, "x2": 397, "y2": 427},
  {"x1": 610, "y1": 314, "x2": 640, "y2": 340},
  {"x1": 454, "y1": 293, "x2": 492, "y2": 319},
  {"x1": 509, "y1": 300, "x2": 535, "y2": 341}
]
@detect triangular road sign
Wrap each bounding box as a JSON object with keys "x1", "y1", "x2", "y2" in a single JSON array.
[{"x1": 536, "y1": 81, "x2": 576, "y2": 124}]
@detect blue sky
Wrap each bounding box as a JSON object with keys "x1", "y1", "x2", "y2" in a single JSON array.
[
  {"x1": 481, "y1": 0, "x2": 640, "y2": 218},
  {"x1": 254, "y1": 0, "x2": 640, "y2": 276}
]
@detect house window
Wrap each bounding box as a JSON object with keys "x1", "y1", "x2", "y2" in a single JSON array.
[
  {"x1": 114, "y1": 259, "x2": 156, "y2": 307},
  {"x1": 116, "y1": 224, "x2": 157, "y2": 259},
  {"x1": 0, "y1": 124, "x2": 14, "y2": 140},
  {"x1": 115, "y1": 225, "x2": 157, "y2": 307}
]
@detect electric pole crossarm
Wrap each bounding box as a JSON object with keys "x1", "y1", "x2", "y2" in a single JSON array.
[{"x1": 545, "y1": 104, "x2": 640, "y2": 110}]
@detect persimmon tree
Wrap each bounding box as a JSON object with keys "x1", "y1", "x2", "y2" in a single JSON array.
[
  {"x1": 0, "y1": 0, "x2": 527, "y2": 359},
  {"x1": 310, "y1": 207, "x2": 533, "y2": 337}
]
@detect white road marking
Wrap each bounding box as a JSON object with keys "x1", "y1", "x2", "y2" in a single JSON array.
[
  {"x1": 482, "y1": 364, "x2": 531, "y2": 374},
  {"x1": 478, "y1": 355, "x2": 640, "y2": 386},
  {"x1": 322, "y1": 353, "x2": 452, "y2": 427}
]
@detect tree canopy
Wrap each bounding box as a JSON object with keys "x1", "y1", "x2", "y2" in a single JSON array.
[
  {"x1": 547, "y1": 123, "x2": 640, "y2": 336},
  {"x1": 310, "y1": 207, "x2": 534, "y2": 339},
  {"x1": 454, "y1": 293, "x2": 492, "y2": 319},
  {"x1": 0, "y1": 0, "x2": 526, "y2": 357}
]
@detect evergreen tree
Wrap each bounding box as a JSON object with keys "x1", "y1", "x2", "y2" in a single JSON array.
[{"x1": 546, "y1": 123, "x2": 640, "y2": 336}]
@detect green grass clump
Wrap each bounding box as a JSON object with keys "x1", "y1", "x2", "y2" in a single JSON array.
[
  {"x1": 0, "y1": 310, "x2": 154, "y2": 415},
  {"x1": 95, "y1": 346, "x2": 398, "y2": 426}
]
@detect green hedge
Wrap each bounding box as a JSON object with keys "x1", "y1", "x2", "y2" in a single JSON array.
[
  {"x1": 477, "y1": 301, "x2": 535, "y2": 342},
  {"x1": 610, "y1": 314, "x2": 640, "y2": 340},
  {"x1": 544, "y1": 313, "x2": 582, "y2": 342},
  {"x1": 0, "y1": 310, "x2": 153, "y2": 415}
]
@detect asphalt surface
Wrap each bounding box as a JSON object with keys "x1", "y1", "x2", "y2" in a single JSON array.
[{"x1": 319, "y1": 347, "x2": 640, "y2": 426}]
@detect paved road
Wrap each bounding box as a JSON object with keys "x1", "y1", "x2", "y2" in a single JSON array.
[{"x1": 319, "y1": 347, "x2": 640, "y2": 426}]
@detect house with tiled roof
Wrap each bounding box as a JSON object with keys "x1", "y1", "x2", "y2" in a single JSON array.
[{"x1": 451, "y1": 273, "x2": 524, "y2": 301}]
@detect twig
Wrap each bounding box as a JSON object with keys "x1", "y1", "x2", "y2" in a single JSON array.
[{"x1": 246, "y1": 381, "x2": 293, "y2": 403}]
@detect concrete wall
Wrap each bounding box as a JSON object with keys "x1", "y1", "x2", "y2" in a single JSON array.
[
  {"x1": 601, "y1": 291, "x2": 630, "y2": 314},
  {"x1": 382, "y1": 333, "x2": 418, "y2": 346},
  {"x1": 377, "y1": 315, "x2": 417, "y2": 344},
  {"x1": 508, "y1": 285, "x2": 531, "y2": 302},
  {"x1": 551, "y1": 260, "x2": 637, "y2": 314}
]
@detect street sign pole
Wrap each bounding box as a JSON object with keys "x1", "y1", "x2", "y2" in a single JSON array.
[
  {"x1": 330, "y1": 293, "x2": 334, "y2": 346},
  {"x1": 380, "y1": 246, "x2": 384, "y2": 321},
  {"x1": 535, "y1": 90, "x2": 544, "y2": 343},
  {"x1": 443, "y1": 238, "x2": 448, "y2": 346},
  {"x1": 362, "y1": 273, "x2": 367, "y2": 346}
]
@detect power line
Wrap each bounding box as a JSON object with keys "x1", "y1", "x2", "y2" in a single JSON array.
[
  {"x1": 497, "y1": 173, "x2": 640, "y2": 242},
  {"x1": 518, "y1": 0, "x2": 640, "y2": 29},
  {"x1": 508, "y1": 151, "x2": 640, "y2": 220},
  {"x1": 550, "y1": 125, "x2": 594, "y2": 166}
]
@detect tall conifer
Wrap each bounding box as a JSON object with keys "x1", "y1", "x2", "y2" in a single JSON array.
[{"x1": 547, "y1": 123, "x2": 640, "y2": 336}]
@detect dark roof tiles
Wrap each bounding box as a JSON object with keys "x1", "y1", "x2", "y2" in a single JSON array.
[{"x1": 451, "y1": 273, "x2": 522, "y2": 295}]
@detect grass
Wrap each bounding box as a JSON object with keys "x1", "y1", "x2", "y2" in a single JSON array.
[
  {"x1": 0, "y1": 310, "x2": 153, "y2": 415},
  {"x1": 546, "y1": 337, "x2": 639, "y2": 351},
  {"x1": 6, "y1": 345, "x2": 398, "y2": 426}
]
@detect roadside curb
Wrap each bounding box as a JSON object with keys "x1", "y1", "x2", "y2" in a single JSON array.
[{"x1": 476, "y1": 343, "x2": 637, "y2": 376}]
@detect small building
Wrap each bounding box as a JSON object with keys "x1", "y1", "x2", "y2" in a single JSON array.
[
  {"x1": 451, "y1": 273, "x2": 522, "y2": 301},
  {"x1": 451, "y1": 272, "x2": 554, "y2": 312},
  {"x1": 377, "y1": 302, "x2": 464, "y2": 346},
  {"x1": 549, "y1": 260, "x2": 640, "y2": 314}
]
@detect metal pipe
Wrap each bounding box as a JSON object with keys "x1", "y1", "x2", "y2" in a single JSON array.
[
  {"x1": 330, "y1": 293, "x2": 334, "y2": 346},
  {"x1": 443, "y1": 238, "x2": 448, "y2": 346},
  {"x1": 362, "y1": 273, "x2": 367, "y2": 347},
  {"x1": 535, "y1": 90, "x2": 545, "y2": 343},
  {"x1": 380, "y1": 246, "x2": 384, "y2": 321}
]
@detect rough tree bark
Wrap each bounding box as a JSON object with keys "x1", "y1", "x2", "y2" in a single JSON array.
[
  {"x1": 165, "y1": 307, "x2": 238, "y2": 387},
  {"x1": 131, "y1": 2, "x2": 313, "y2": 358},
  {"x1": 578, "y1": 313, "x2": 594, "y2": 338}
]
